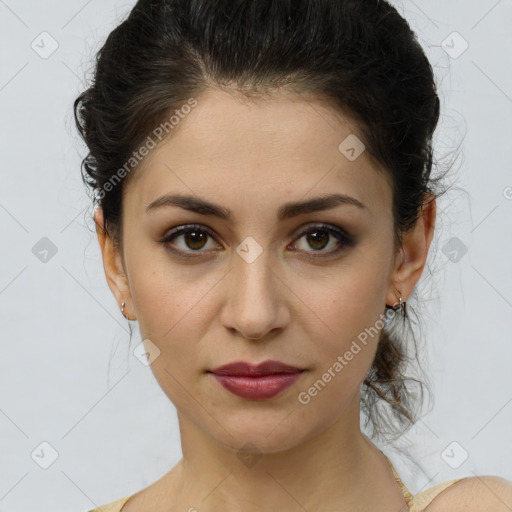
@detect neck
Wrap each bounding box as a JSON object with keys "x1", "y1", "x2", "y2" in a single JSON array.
[{"x1": 165, "y1": 395, "x2": 406, "y2": 512}]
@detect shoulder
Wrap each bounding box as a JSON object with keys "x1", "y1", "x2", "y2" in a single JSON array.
[{"x1": 424, "y1": 475, "x2": 512, "y2": 512}]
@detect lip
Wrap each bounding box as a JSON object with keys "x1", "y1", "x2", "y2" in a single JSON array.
[
  {"x1": 210, "y1": 373, "x2": 305, "y2": 400},
  {"x1": 208, "y1": 360, "x2": 306, "y2": 400},
  {"x1": 209, "y1": 359, "x2": 304, "y2": 376}
]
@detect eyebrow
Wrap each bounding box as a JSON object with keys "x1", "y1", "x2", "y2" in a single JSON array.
[{"x1": 145, "y1": 192, "x2": 367, "y2": 221}]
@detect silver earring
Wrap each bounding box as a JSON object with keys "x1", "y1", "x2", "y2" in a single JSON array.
[{"x1": 391, "y1": 296, "x2": 406, "y2": 318}]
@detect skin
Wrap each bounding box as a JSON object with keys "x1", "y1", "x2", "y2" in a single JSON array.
[{"x1": 95, "y1": 87, "x2": 437, "y2": 511}]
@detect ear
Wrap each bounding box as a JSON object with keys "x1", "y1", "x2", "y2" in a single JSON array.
[
  {"x1": 386, "y1": 194, "x2": 436, "y2": 307},
  {"x1": 94, "y1": 206, "x2": 135, "y2": 320}
]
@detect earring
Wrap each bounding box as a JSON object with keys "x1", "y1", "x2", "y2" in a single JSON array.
[
  {"x1": 391, "y1": 296, "x2": 407, "y2": 319},
  {"x1": 120, "y1": 301, "x2": 136, "y2": 322}
]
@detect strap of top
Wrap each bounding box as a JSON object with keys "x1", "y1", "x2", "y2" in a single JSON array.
[
  {"x1": 379, "y1": 450, "x2": 467, "y2": 511},
  {"x1": 379, "y1": 450, "x2": 415, "y2": 507},
  {"x1": 408, "y1": 478, "x2": 466, "y2": 511},
  {"x1": 87, "y1": 494, "x2": 136, "y2": 512}
]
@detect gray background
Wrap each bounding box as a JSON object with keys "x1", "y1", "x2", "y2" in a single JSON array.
[{"x1": 0, "y1": 0, "x2": 511, "y2": 510}]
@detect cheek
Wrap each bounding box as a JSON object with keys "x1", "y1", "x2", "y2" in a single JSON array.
[
  {"x1": 126, "y1": 241, "x2": 201, "y2": 334},
  {"x1": 296, "y1": 294, "x2": 383, "y2": 415},
  {"x1": 293, "y1": 260, "x2": 389, "y2": 391},
  {"x1": 297, "y1": 259, "x2": 388, "y2": 340},
  {"x1": 126, "y1": 251, "x2": 221, "y2": 375},
  {"x1": 128, "y1": 261, "x2": 211, "y2": 405}
]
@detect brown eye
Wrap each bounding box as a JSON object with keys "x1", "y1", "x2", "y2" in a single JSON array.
[
  {"x1": 303, "y1": 230, "x2": 330, "y2": 251},
  {"x1": 161, "y1": 224, "x2": 220, "y2": 257},
  {"x1": 292, "y1": 223, "x2": 355, "y2": 257},
  {"x1": 182, "y1": 229, "x2": 208, "y2": 250}
]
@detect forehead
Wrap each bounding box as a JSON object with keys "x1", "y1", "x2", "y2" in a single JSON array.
[{"x1": 125, "y1": 88, "x2": 392, "y2": 219}]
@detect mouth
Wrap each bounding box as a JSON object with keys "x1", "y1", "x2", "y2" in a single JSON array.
[{"x1": 207, "y1": 360, "x2": 306, "y2": 400}]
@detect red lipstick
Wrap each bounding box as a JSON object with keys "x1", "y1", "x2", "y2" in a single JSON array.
[{"x1": 208, "y1": 360, "x2": 305, "y2": 400}]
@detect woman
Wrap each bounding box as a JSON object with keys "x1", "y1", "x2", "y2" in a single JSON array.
[{"x1": 74, "y1": 0, "x2": 512, "y2": 510}]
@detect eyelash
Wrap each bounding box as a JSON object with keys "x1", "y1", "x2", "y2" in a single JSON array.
[{"x1": 160, "y1": 223, "x2": 355, "y2": 260}]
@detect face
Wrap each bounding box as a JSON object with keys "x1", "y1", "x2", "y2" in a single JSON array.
[{"x1": 96, "y1": 87, "x2": 434, "y2": 454}]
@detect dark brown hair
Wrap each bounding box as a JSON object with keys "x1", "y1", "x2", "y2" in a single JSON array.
[{"x1": 74, "y1": 0, "x2": 453, "y2": 443}]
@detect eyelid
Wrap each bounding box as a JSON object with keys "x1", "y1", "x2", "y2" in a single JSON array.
[
  {"x1": 163, "y1": 223, "x2": 217, "y2": 240},
  {"x1": 291, "y1": 221, "x2": 353, "y2": 240}
]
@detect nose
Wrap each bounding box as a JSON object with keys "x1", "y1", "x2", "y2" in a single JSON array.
[{"x1": 220, "y1": 248, "x2": 290, "y2": 341}]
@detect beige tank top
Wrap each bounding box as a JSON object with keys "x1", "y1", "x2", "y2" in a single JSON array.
[
  {"x1": 88, "y1": 452, "x2": 466, "y2": 512},
  {"x1": 379, "y1": 450, "x2": 466, "y2": 511}
]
